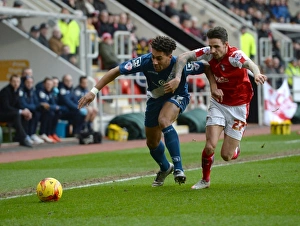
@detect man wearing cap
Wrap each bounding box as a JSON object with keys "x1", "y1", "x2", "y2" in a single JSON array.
[
  {"x1": 98, "y1": 32, "x2": 119, "y2": 70},
  {"x1": 38, "y1": 23, "x2": 49, "y2": 48},
  {"x1": 29, "y1": 25, "x2": 40, "y2": 40}
]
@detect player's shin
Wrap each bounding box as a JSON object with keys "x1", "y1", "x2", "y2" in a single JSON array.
[
  {"x1": 149, "y1": 141, "x2": 170, "y2": 171},
  {"x1": 202, "y1": 149, "x2": 214, "y2": 182}
]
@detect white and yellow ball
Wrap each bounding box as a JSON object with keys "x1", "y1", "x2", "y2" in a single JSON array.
[{"x1": 36, "y1": 177, "x2": 63, "y2": 202}]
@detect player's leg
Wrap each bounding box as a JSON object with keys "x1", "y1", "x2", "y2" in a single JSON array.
[
  {"x1": 221, "y1": 134, "x2": 240, "y2": 161},
  {"x1": 222, "y1": 103, "x2": 248, "y2": 160},
  {"x1": 159, "y1": 99, "x2": 187, "y2": 184},
  {"x1": 158, "y1": 101, "x2": 181, "y2": 169},
  {"x1": 192, "y1": 98, "x2": 224, "y2": 189},
  {"x1": 146, "y1": 126, "x2": 173, "y2": 187}
]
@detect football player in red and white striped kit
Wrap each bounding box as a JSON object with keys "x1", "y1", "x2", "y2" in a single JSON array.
[{"x1": 172, "y1": 26, "x2": 267, "y2": 189}]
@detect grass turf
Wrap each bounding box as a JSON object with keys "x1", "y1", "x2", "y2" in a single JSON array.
[{"x1": 0, "y1": 132, "x2": 299, "y2": 226}]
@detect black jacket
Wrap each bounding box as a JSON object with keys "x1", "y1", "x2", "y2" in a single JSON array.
[{"x1": 0, "y1": 84, "x2": 21, "y2": 114}]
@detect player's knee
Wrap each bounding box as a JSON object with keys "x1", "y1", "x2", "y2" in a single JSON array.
[
  {"x1": 221, "y1": 153, "x2": 231, "y2": 161},
  {"x1": 158, "y1": 117, "x2": 171, "y2": 130},
  {"x1": 205, "y1": 143, "x2": 216, "y2": 154},
  {"x1": 146, "y1": 140, "x2": 159, "y2": 150}
]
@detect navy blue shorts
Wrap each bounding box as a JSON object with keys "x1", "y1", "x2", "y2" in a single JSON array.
[{"x1": 145, "y1": 94, "x2": 190, "y2": 127}]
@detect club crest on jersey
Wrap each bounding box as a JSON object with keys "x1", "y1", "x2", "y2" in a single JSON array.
[
  {"x1": 220, "y1": 64, "x2": 225, "y2": 71},
  {"x1": 132, "y1": 57, "x2": 141, "y2": 68},
  {"x1": 124, "y1": 62, "x2": 133, "y2": 71}
]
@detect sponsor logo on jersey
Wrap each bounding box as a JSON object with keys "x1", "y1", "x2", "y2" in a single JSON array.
[
  {"x1": 147, "y1": 71, "x2": 158, "y2": 75},
  {"x1": 214, "y1": 75, "x2": 229, "y2": 83}
]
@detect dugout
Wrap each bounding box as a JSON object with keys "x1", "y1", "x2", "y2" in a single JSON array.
[{"x1": 177, "y1": 108, "x2": 207, "y2": 133}]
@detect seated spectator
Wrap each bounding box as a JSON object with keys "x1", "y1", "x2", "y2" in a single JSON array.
[
  {"x1": 61, "y1": 45, "x2": 78, "y2": 66},
  {"x1": 0, "y1": 75, "x2": 33, "y2": 147},
  {"x1": 291, "y1": 10, "x2": 300, "y2": 24},
  {"x1": 94, "y1": 9, "x2": 114, "y2": 36},
  {"x1": 37, "y1": 77, "x2": 62, "y2": 143},
  {"x1": 20, "y1": 67, "x2": 33, "y2": 88},
  {"x1": 49, "y1": 26, "x2": 64, "y2": 55},
  {"x1": 93, "y1": 0, "x2": 108, "y2": 12},
  {"x1": 19, "y1": 76, "x2": 44, "y2": 144},
  {"x1": 135, "y1": 37, "x2": 149, "y2": 56},
  {"x1": 179, "y1": 2, "x2": 191, "y2": 24},
  {"x1": 189, "y1": 16, "x2": 202, "y2": 39},
  {"x1": 181, "y1": 18, "x2": 192, "y2": 34},
  {"x1": 6, "y1": 0, "x2": 26, "y2": 32},
  {"x1": 98, "y1": 32, "x2": 119, "y2": 70},
  {"x1": 38, "y1": 23, "x2": 49, "y2": 48},
  {"x1": 57, "y1": 74, "x2": 85, "y2": 137},
  {"x1": 165, "y1": 0, "x2": 180, "y2": 18},
  {"x1": 73, "y1": 76, "x2": 98, "y2": 132},
  {"x1": 29, "y1": 25, "x2": 40, "y2": 41}
]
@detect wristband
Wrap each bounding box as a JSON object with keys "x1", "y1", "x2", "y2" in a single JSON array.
[{"x1": 90, "y1": 87, "x2": 99, "y2": 95}]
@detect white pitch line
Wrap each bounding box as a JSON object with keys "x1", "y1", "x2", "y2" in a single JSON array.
[{"x1": 1, "y1": 154, "x2": 299, "y2": 201}]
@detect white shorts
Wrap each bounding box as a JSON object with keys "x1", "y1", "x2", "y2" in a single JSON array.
[{"x1": 206, "y1": 98, "x2": 249, "y2": 141}]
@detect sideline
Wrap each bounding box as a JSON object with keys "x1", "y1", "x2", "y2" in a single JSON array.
[{"x1": 1, "y1": 153, "x2": 299, "y2": 201}]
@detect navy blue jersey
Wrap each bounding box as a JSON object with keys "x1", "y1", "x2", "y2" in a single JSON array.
[{"x1": 119, "y1": 53, "x2": 205, "y2": 100}]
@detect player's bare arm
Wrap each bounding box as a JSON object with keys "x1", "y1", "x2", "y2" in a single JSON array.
[
  {"x1": 165, "y1": 51, "x2": 198, "y2": 94},
  {"x1": 78, "y1": 67, "x2": 121, "y2": 109},
  {"x1": 203, "y1": 61, "x2": 224, "y2": 103},
  {"x1": 174, "y1": 51, "x2": 197, "y2": 79},
  {"x1": 242, "y1": 59, "x2": 267, "y2": 85}
]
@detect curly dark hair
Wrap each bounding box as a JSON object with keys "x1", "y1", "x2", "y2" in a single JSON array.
[
  {"x1": 150, "y1": 36, "x2": 177, "y2": 55},
  {"x1": 207, "y1": 26, "x2": 228, "y2": 43}
]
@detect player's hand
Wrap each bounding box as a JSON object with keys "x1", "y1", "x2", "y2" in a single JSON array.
[
  {"x1": 164, "y1": 77, "x2": 180, "y2": 94},
  {"x1": 211, "y1": 88, "x2": 224, "y2": 103},
  {"x1": 254, "y1": 74, "x2": 267, "y2": 85},
  {"x1": 78, "y1": 92, "x2": 96, "y2": 109}
]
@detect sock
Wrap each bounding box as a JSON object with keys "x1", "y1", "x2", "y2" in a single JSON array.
[
  {"x1": 149, "y1": 141, "x2": 170, "y2": 171},
  {"x1": 202, "y1": 149, "x2": 214, "y2": 182},
  {"x1": 162, "y1": 125, "x2": 183, "y2": 171}
]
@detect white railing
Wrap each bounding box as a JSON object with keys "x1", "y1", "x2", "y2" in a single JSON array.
[{"x1": 96, "y1": 72, "x2": 299, "y2": 134}]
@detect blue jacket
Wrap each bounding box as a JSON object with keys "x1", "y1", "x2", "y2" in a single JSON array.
[
  {"x1": 19, "y1": 86, "x2": 40, "y2": 112},
  {"x1": 57, "y1": 83, "x2": 79, "y2": 111}
]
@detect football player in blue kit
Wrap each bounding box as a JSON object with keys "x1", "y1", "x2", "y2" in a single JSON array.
[{"x1": 78, "y1": 36, "x2": 215, "y2": 187}]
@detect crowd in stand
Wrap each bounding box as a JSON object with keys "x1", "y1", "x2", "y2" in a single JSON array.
[
  {"x1": 0, "y1": 69, "x2": 98, "y2": 148},
  {"x1": 144, "y1": 0, "x2": 300, "y2": 89}
]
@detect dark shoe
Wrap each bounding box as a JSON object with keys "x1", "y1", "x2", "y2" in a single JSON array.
[{"x1": 20, "y1": 139, "x2": 33, "y2": 148}]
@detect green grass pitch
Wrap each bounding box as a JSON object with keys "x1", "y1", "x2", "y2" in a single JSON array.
[{"x1": 0, "y1": 132, "x2": 299, "y2": 226}]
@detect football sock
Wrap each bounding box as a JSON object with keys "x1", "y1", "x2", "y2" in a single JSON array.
[
  {"x1": 149, "y1": 141, "x2": 170, "y2": 171},
  {"x1": 162, "y1": 125, "x2": 183, "y2": 171},
  {"x1": 202, "y1": 149, "x2": 214, "y2": 182}
]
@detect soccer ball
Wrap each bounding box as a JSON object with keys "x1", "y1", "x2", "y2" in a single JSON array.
[{"x1": 36, "y1": 177, "x2": 63, "y2": 202}]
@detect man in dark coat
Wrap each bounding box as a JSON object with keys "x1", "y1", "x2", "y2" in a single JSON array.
[{"x1": 0, "y1": 75, "x2": 33, "y2": 147}]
